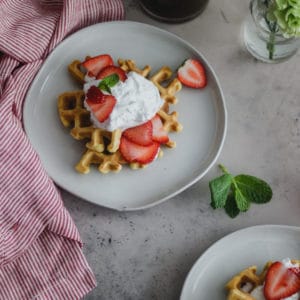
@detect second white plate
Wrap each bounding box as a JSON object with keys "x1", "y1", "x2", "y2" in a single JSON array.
[
  {"x1": 180, "y1": 225, "x2": 300, "y2": 299},
  {"x1": 23, "y1": 21, "x2": 226, "y2": 210}
]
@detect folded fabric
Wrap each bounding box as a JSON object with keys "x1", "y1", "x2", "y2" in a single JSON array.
[{"x1": 0, "y1": 0, "x2": 124, "y2": 299}]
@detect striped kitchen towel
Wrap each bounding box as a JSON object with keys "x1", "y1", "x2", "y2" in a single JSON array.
[{"x1": 0, "y1": 0, "x2": 124, "y2": 299}]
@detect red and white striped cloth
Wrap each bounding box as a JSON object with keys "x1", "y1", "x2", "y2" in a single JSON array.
[{"x1": 0, "y1": 0, "x2": 124, "y2": 299}]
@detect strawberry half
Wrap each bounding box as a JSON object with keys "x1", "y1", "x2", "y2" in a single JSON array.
[
  {"x1": 120, "y1": 136, "x2": 160, "y2": 164},
  {"x1": 96, "y1": 66, "x2": 127, "y2": 82},
  {"x1": 264, "y1": 261, "x2": 300, "y2": 300},
  {"x1": 123, "y1": 121, "x2": 153, "y2": 146},
  {"x1": 86, "y1": 95, "x2": 116, "y2": 122},
  {"x1": 151, "y1": 114, "x2": 169, "y2": 144},
  {"x1": 86, "y1": 86, "x2": 105, "y2": 103},
  {"x1": 177, "y1": 58, "x2": 207, "y2": 88},
  {"x1": 82, "y1": 54, "x2": 113, "y2": 77}
]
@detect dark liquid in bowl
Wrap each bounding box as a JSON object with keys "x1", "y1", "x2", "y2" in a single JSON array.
[{"x1": 139, "y1": 0, "x2": 209, "y2": 23}]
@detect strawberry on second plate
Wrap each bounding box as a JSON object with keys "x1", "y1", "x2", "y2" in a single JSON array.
[
  {"x1": 177, "y1": 58, "x2": 207, "y2": 89},
  {"x1": 120, "y1": 136, "x2": 160, "y2": 164},
  {"x1": 123, "y1": 121, "x2": 153, "y2": 146},
  {"x1": 81, "y1": 54, "x2": 113, "y2": 77},
  {"x1": 86, "y1": 87, "x2": 116, "y2": 122},
  {"x1": 264, "y1": 261, "x2": 300, "y2": 300},
  {"x1": 96, "y1": 66, "x2": 127, "y2": 82}
]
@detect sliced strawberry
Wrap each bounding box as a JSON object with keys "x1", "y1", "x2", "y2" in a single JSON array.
[
  {"x1": 120, "y1": 136, "x2": 159, "y2": 164},
  {"x1": 177, "y1": 58, "x2": 207, "y2": 88},
  {"x1": 86, "y1": 86, "x2": 105, "y2": 103},
  {"x1": 86, "y1": 95, "x2": 116, "y2": 122},
  {"x1": 81, "y1": 54, "x2": 113, "y2": 77},
  {"x1": 96, "y1": 66, "x2": 127, "y2": 82},
  {"x1": 151, "y1": 114, "x2": 169, "y2": 144},
  {"x1": 123, "y1": 121, "x2": 153, "y2": 146},
  {"x1": 264, "y1": 261, "x2": 300, "y2": 300}
]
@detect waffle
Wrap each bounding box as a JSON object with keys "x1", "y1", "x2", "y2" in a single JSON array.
[
  {"x1": 75, "y1": 149, "x2": 125, "y2": 174},
  {"x1": 68, "y1": 60, "x2": 85, "y2": 84},
  {"x1": 59, "y1": 57, "x2": 183, "y2": 174},
  {"x1": 117, "y1": 58, "x2": 151, "y2": 77},
  {"x1": 57, "y1": 91, "x2": 121, "y2": 153},
  {"x1": 225, "y1": 260, "x2": 300, "y2": 300}
]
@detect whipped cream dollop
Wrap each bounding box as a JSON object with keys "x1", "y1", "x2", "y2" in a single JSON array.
[
  {"x1": 83, "y1": 71, "x2": 164, "y2": 131},
  {"x1": 249, "y1": 259, "x2": 300, "y2": 300}
]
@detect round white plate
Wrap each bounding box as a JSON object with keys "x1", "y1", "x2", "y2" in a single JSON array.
[
  {"x1": 23, "y1": 21, "x2": 226, "y2": 211},
  {"x1": 180, "y1": 225, "x2": 300, "y2": 299}
]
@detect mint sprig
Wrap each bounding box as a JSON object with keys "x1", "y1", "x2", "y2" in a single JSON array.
[
  {"x1": 98, "y1": 73, "x2": 119, "y2": 93},
  {"x1": 209, "y1": 164, "x2": 272, "y2": 218}
]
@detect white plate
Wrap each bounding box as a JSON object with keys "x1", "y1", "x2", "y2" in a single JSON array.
[
  {"x1": 180, "y1": 225, "x2": 300, "y2": 300},
  {"x1": 23, "y1": 21, "x2": 226, "y2": 211}
]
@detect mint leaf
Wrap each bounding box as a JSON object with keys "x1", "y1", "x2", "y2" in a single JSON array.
[
  {"x1": 98, "y1": 81, "x2": 111, "y2": 93},
  {"x1": 233, "y1": 184, "x2": 251, "y2": 212},
  {"x1": 224, "y1": 194, "x2": 240, "y2": 218},
  {"x1": 208, "y1": 164, "x2": 273, "y2": 218},
  {"x1": 98, "y1": 73, "x2": 119, "y2": 93},
  {"x1": 234, "y1": 175, "x2": 273, "y2": 204},
  {"x1": 209, "y1": 174, "x2": 233, "y2": 209},
  {"x1": 103, "y1": 73, "x2": 119, "y2": 86}
]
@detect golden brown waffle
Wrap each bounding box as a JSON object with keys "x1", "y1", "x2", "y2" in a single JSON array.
[
  {"x1": 58, "y1": 91, "x2": 121, "y2": 152},
  {"x1": 225, "y1": 260, "x2": 300, "y2": 300},
  {"x1": 150, "y1": 66, "x2": 182, "y2": 105},
  {"x1": 58, "y1": 90, "x2": 93, "y2": 139},
  {"x1": 118, "y1": 58, "x2": 151, "y2": 77},
  {"x1": 75, "y1": 149, "x2": 125, "y2": 174},
  {"x1": 226, "y1": 265, "x2": 266, "y2": 300},
  {"x1": 59, "y1": 57, "x2": 183, "y2": 174},
  {"x1": 67, "y1": 56, "x2": 91, "y2": 84},
  {"x1": 68, "y1": 60, "x2": 85, "y2": 84}
]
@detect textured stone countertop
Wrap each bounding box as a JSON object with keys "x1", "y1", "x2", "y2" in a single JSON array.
[{"x1": 62, "y1": 0, "x2": 300, "y2": 299}]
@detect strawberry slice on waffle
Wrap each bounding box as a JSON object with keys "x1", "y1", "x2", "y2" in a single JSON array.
[
  {"x1": 81, "y1": 54, "x2": 113, "y2": 77},
  {"x1": 120, "y1": 136, "x2": 160, "y2": 164},
  {"x1": 86, "y1": 86, "x2": 116, "y2": 122},
  {"x1": 96, "y1": 66, "x2": 127, "y2": 82},
  {"x1": 123, "y1": 121, "x2": 153, "y2": 146},
  {"x1": 151, "y1": 114, "x2": 169, "y2": 144}
]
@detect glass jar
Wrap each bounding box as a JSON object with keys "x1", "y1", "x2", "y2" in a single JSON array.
[
  {"x1": 139, "y1": 0, "x2": 209, "y2": 23},
  {"x1": 243, "y1": 0, "x2": 300, "y2": 63}
]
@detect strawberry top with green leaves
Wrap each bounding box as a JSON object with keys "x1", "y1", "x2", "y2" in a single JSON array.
[
  {"x1": 177, "y1": 58, "x2": 207, "y2": 89},
  {"x1": 263, "y1": 261, "x2": 300, "y2": 300}
]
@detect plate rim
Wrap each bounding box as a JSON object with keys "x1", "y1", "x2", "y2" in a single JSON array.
[
  {"x1": 23, "y1": 20, "x2": 227, "y2": 211},
  {"x1": 180, "y1": 224, "x2": 300, "y2": 299}
]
